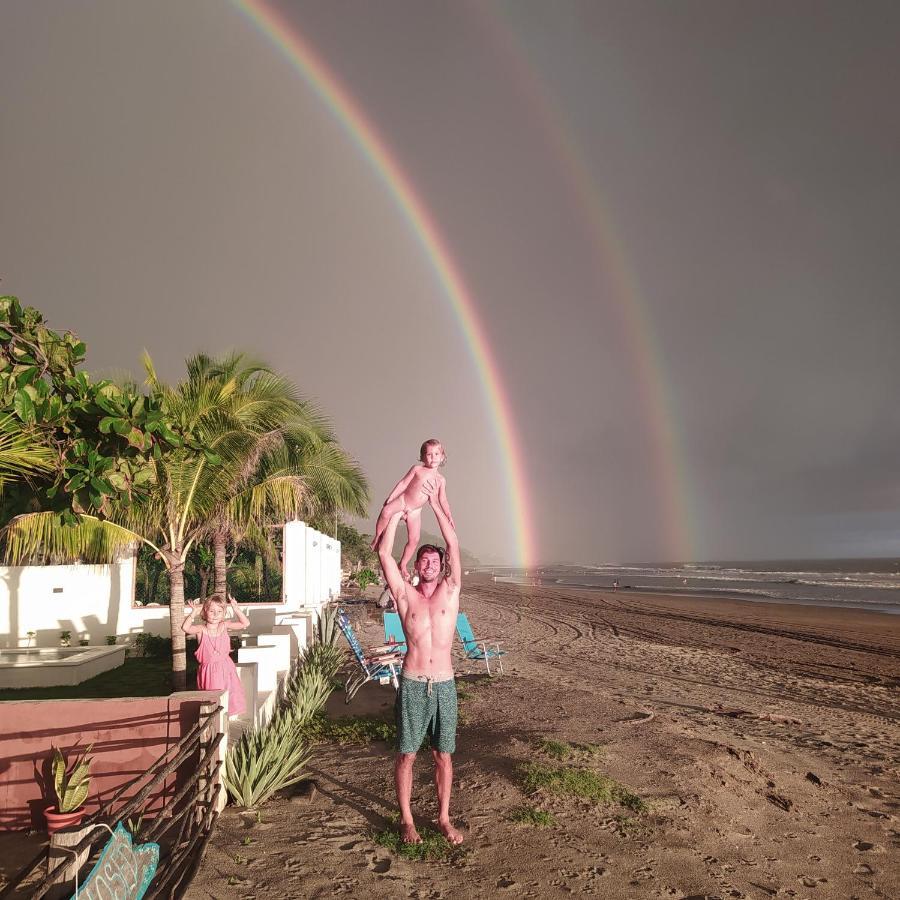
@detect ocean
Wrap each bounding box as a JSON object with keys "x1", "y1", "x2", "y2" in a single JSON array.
[{"x1": 487, "y1": 558, "x2": 900, "y2": 614}]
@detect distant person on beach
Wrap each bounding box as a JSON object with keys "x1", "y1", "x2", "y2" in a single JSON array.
[
  {"x1": 182, "y1": 594, "x2": 249, "y2": 717},
  {"x1": 613, "y1": 579, "x2": 619, "y2": 592},
  {"x1": 371, "y1": 439, "x2": 455, "y2": 581},
  {"x1": 378, "y1": 478, "x2": 464, "y2": 846}
]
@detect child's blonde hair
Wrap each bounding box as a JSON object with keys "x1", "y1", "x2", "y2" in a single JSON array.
[
  {"x1": 200, "y1": 594, "x2": 226, "y2": 623},
  {"x1": 419, "y1": 438, "x2": 447, "y2": 466}
]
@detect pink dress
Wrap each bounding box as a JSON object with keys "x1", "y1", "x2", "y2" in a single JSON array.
[{"x1": 195, "y1": 628, "x2": 246, "y2": 716}]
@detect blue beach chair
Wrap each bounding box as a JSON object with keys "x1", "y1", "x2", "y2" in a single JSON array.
[
  {"x1": 337, "y1": 611, "x2": 403, "y2": 701},
  {"x1": 382, "y1": 611, "x2": 408, "y2": 655},
  {"x1": 456, "y1": 612, "x2": 505, "y2": 676}
]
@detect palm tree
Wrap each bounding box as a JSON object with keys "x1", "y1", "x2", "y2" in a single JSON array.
[
  {"x1": 4, "y1": 353, "x2": 306, "y2": 689},
  {"x1": 189, "y1": 353, "x2": 368, "y2": 598},
  {"x1": 4, "y1": 353, "x2": 368, "y2": 691}
]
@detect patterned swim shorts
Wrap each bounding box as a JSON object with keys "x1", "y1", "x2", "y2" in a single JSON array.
[{"x1": 395, "y1": 675, "x2": 458, "y2": 754}]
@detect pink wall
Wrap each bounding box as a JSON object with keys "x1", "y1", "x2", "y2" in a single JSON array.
[{"x1": 0, "y1": 691, "x2": 222, "y2": 831}]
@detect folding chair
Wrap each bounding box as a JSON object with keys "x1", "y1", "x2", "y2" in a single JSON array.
[
  {"x1": 382, "y1": 611, "x2": 408, "y2": 655},
  {"x1": 455, "y1": 612, "x2": 505, "y2": 676},
  {"x1": 337, "y1": 611, "x2": 403, "y2": 701}
]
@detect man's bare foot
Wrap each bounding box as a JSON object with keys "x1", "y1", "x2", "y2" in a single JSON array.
[
  {"x1": 437, "y1": 819, "x2": 464, "y2": 845},
  {"x1": 399, "y1": 821, "x2": 422, "y2": 844}
]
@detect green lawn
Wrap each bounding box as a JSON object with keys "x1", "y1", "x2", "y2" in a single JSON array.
[{"x1": 0, "y1": 656, "x2": 199, "y2": 701}]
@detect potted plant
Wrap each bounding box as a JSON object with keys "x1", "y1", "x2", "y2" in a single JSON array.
[
  {"x1": 44, "y1": 744, "x2": 93, "y2": 834},
  {"x1": 59, "y1": 630, "x2": 72, "y2": 647}
]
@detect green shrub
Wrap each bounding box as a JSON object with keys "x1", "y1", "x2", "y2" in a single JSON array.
[
  {"x1": 354, "y1": 568, "x2": 378, "y2": 591},
  {"x1": 131, "y1": 633, "x2": 172, "y2": 659}
]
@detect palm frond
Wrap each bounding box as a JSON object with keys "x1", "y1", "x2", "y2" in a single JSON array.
[{"x1": 2, "y1": 511, "x2": 142, "y2": 565}]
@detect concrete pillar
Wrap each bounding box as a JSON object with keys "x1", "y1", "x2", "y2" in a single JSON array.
[
  {"x1": 304, "y1": 528, "x2": 322, "y2": 610},
  {"x1": 282, "y1": 520, "x2": 307, "y2": 611}
]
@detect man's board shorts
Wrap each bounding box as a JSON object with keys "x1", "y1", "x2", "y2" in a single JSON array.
[{"x1": 395, "y1": 674, "x2": 457, "y2": 754}]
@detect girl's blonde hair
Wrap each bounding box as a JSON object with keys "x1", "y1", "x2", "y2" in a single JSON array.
[
  {"x1": 200, "y1": 594, "x2": 226, "y2": 623},
  {"x1": 419, "y1": 438, "x2": 447, "y2": 466}
]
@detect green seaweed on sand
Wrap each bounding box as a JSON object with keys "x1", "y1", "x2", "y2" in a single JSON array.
[{"x1": 520, "y1": 762, "x2": 647, "y2": 813}]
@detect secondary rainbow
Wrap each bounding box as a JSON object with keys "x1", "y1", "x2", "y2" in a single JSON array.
[
  {"x1": 230, "y1": 0, "x2": 536, "y2": 567},
  {"x1": 474, "y1": 8, "x2": 700, "y2": 561}
]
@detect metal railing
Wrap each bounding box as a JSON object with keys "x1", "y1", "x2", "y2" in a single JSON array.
[{"x1": 1, "y1": 701, "x2": 224, "y2": 900}]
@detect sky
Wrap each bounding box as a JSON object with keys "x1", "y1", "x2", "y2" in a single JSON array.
[{"x1": 2, "y1": 1, "x2": 899, "y2": 566}]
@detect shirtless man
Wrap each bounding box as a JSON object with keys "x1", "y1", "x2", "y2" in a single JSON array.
[{"x1": 378, "y1": 478, "x2": 464, "y2": 846}]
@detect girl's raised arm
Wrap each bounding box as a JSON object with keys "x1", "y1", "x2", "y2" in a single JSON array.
[
  {"x1": 383, "y1": 466, "x2": 418, "y2": 504},
  {"x1": 226, "y1": 595, "x2": 250, "y2": 631},
  {"x1": 181, "y1": 600, "x2": 202, "y2": 635}
]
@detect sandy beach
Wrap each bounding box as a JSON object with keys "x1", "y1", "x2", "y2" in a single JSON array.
[{"x1": 189, "y1": 576, "x2": 899, "y2": 899}]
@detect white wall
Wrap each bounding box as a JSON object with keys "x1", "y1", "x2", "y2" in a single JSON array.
[
  {"x1": 0, "y1": 556, "x2": 136, "y2": 648},
  {"x1": 0, "y1": 522, "x2": 341, "y2": 648}
]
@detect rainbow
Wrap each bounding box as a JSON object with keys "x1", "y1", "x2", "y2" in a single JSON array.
[
  {"x1": 229, "y1": 0, "x2": 537, "y2": 567},
  {"x1": 474, "y1": 8, "x2": 699, "y2": 561}
]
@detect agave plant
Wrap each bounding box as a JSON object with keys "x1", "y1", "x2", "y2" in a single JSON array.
[
  {"x1": 222, "y1": 713, "x2": 312, "y2": 808},
  {"x1": 283, "y1": 662, "x2": 334, "y2": 723},
  {"x1": 315, "y1": 604, "x2": 340, "y2": 647},
  {"x1": 301, "y1": 642, "x2": 345, "y2": 684},
  {"x1": 51, "y1": 744, "x2": 93, "y2": 813}
]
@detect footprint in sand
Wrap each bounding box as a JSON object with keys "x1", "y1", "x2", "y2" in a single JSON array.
[
  {"x1": 852, "y1": 840, "x2": 884, "y2": 852},
  {"x1": 853, "y1": 862, "x2": 875, "y2": 875}
]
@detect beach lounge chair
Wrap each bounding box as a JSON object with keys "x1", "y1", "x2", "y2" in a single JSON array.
[
  {"x1": 337, "y1": 611, "x2": 403, "y2": 702},
  {"x1": 455, "y1": 612, "x2": 505, "y2": 676},
  {"x1": 382, "y1": 611, "x2": 408, "y2": 655}
]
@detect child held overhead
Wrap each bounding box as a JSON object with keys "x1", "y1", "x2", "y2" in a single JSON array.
[{"x1": 371, "y1": 439, "x2": 455, "y2": 581}]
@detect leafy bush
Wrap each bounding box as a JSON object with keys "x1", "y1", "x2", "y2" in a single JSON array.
[
  {"x1": 354, "y1": 568, "x2": 378, "y2": 591},
  {"x1": 131, "y1": 633, "x2": 172, "y2": 659},
  {"x1": 302, "y1": 712, "x2": 395, "y2": 745}
]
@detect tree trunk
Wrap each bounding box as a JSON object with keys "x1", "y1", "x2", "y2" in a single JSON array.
[
  {"x1": 168, "y1": 554, "x2": 188, "y2": 692},
  {"x1": 199, "y1": 569, "x2": 209, "y2": 601},
  {"x1": 213, "y1": 532, "x2": 227, "y2": 598}
]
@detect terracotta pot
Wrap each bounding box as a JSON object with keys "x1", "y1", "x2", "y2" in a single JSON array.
[{"x1": 44, "y1": 805, "x2": 86, "y2": 835}]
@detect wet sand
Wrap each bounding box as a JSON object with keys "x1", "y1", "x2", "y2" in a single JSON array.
[{"x1": 188, "y1": 577, "x2": 899, "y2": 899}]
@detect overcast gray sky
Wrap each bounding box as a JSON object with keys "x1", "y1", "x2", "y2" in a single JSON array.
[{"x1": 2, "y1": 1, "x2": 899, "y2": 565}]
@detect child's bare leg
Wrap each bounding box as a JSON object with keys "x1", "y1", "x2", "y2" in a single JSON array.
[
  {"x1": 399, "y1": 509, "x2": 422, "y2": 580},
  {"x1": 371, "y1": 499, "x2": 406, "y2": 550}
]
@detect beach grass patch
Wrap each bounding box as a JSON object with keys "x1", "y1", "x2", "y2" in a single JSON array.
[
  {"x1": 521, "y1": 762, "x2": 647, "y2": 813},
  {"x1": 302, "y1": 712, "x2": 396, "y2": 745},
  {"x1": 509, "y1": 805, "x2": 556, "y2": 828},
  {"x1": 536, "y1": 739, "x2": 572, "y2": 759},
  {"x1": 372, "y1": 825, "x2": 457, "y2": 861}
]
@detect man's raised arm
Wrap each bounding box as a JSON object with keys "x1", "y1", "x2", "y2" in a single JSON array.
[
  {"x1": 377, "y1": 506, "x2": 407, "y2": 601},
  {"x1": 428, "y1": 483, "x2": 461, "y2": 589}
]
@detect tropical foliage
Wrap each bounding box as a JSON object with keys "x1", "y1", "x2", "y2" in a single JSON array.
[
  {"x1": 223, "y1": 614, "x2": 345, "y2": 807},
  {"x1": 1, "y1": 301, "x2": 369, "y2": 693}
]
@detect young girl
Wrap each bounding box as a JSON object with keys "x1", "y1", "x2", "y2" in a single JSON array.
[
  {"x1": 371, "y1": 439, "x2": 455, "y2": 580},
  {"x1": 181, "y1": 594, "x2": 249, "y2": 717}
]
